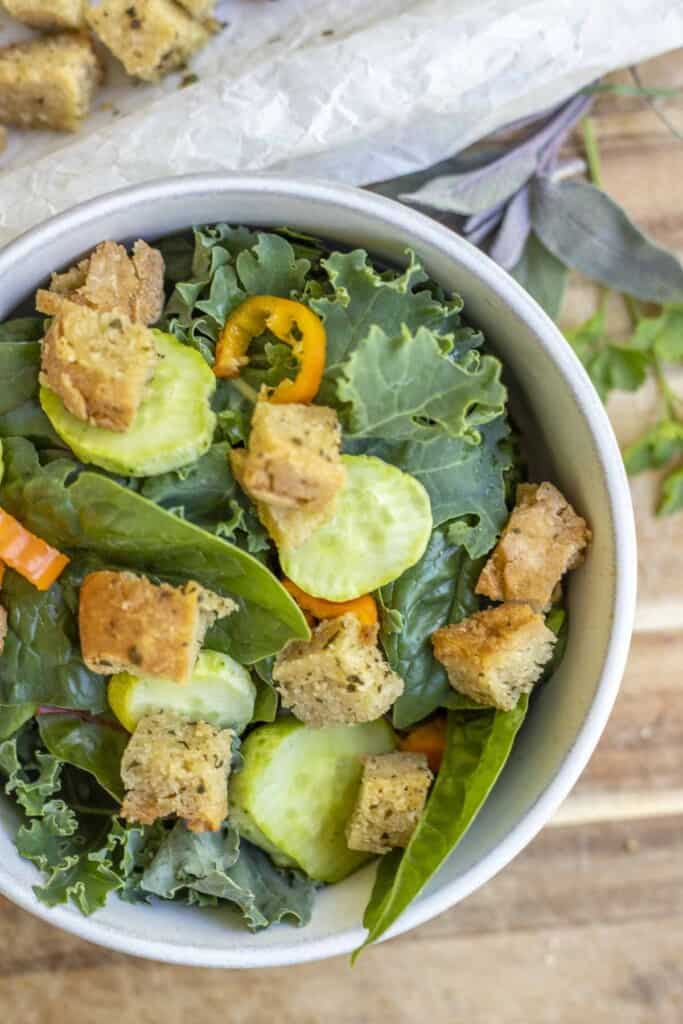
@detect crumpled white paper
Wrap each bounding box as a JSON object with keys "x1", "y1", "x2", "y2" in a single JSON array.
[{"x1": 0, "y1": 0, "x2": 682, "y2": 247}]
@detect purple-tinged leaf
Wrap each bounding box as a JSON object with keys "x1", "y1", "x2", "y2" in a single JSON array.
[{"x1": 488, "y1": 186, "x2": 531, "y2": 270}]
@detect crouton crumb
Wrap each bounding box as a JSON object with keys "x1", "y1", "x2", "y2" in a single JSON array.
[
  {"x1": 346, "y1": 752, "x2": 432, "y2": 855},
  {"x1": 432, "y1": 603, "x2": 556, "y2": 711},
  {"x1": 120, "y1": 711, "x2": 233, "y2": 832},
  {"x1": 0, "y1": 0, "x2": 86, "y2": 31}
]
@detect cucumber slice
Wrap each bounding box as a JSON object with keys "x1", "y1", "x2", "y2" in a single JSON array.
[
  {"x1": 229, "y1": 717, "x2": 396, "y2": 883},
  {"x1": 40, "y1": 330, "x2": 216, "y2": 477},
  {"x1": 280, "y1": 455, "x2": 432, "y2": 601},
  {"x1": 108, "y1": 650, "x2": 256, "y2": 735}
]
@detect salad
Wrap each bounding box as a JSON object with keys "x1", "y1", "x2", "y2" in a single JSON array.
[{"x1": 0, "y1": 225, "x2": 590, "y2": 953}]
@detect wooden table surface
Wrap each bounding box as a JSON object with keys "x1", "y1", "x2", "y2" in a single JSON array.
[{"x1": 2, "y1": 49, "x2": 683, "y2": 1024}]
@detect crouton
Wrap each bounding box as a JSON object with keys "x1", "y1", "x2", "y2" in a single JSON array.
[
  {"x1": 476, "y1": 482, "x2": 591, "y2": 612},
  {"x1": 432, "y1": 603, "x2": 556, "y2": 711},
  {"x1": 240, "y1": 402, "x2": 346, "y2": 510},
  {"x1": 273, "y1": 613, "x2": 404, "y2": 727},
  {"x1": 0, "y1": 0, "x2": 85, "y2": 30},
  {"x1": 87, "y1": 0, "x2": 209, "y2": 82},
  {"x1": 0, "y1": 605, "x2": 7, "y2": 655},
  {"x1": 39, "y1": 302, "x2": 158, "y2": 431},
  {"x1": 0, "y1": 34, "x2": 102, "y2": 132},
  {"x1": 230, "y1": 447, "x2": 336, "y2": 550},
  {"x1": 346, "y1": 752, "x2": 432, "y2": 855},
  {"x1": 79, "y1": 571, "x2": 236, "y2": 684},
  {"x1": 37, "y1": 240, "x2": 165, "y2": 326},
  {"x1": 120, "y1": 711, "x2": 233, "y2": 832}
]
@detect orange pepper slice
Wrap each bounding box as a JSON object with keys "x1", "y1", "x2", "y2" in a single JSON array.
[
  {"x1": 0, "y1": 509, "x2": 69, "y2": 591},
  {"x1": 282, "y1": 578, "x2": 378, "y2": 631},
  {"x1": 399, "y1": 716, "x2": 447, "y2": 774},
  {"x1": 214, "y1": 296, "x2": 326, "y2": 404}
]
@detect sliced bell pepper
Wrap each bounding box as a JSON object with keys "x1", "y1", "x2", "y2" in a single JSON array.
[
  {"x1": 281, "y1": 578, "x2": 378, "y2": 631},
  {"x1": 399, "y1": 716, "x2": 447, "y2": 774},
  {"x1": 214, "y1": 295, "x2": 326, "y2": 404},
  {"x1": 0, "y1": 509, "x2": 69, "y2": 591}
]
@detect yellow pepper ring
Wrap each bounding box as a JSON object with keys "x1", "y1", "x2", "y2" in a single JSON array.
[{"x1": 213, "y1": 295, "x2": 326, "y2": 405}]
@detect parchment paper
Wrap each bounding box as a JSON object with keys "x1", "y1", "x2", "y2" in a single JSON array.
[{"x1": 0, "y1": 0, "x2": 682, "y2": 246}]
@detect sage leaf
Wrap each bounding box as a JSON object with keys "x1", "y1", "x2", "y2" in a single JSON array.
[
  {"x1": 510, "y1": 232, "x2": 568, "y2": 318},
  {"x1": 400, "y1": 149, "x2": 539, "y2": 215},
  {"x1": 531, "y1": 179, "x2": 683, "y2": 304}
]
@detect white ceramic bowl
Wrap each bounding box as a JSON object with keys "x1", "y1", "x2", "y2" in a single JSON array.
[{"x1": 0, "y1": 174, "x2": 636, "y2": 967}]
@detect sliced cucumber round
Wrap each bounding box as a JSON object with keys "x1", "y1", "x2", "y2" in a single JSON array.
[
  {"x1": 108, "y1": 650, "x2": 257, "y2": 735},
  {"x1": 280, "y1": 454, "x2": 432, "y2": 601},
  {"x1": 229, "y1": 717, "x2": 397, "y2": 883},
  {"x1": 40, "y1": 330, "x2": 216, "y2": 477}
]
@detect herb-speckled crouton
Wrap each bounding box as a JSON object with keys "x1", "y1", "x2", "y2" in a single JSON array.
[
  {"x1": 346, "y1": 752, "x2": 432, "y2": 855},
  {"x1": 37, "y1": 240, "x2": 165, "y2": 326},
  {"x1": 432, "y1": 603, "x2": 556, "y2": 711},
  {"x1": 239, "y1": 403, "x2": 346, "y2": 510},
  {"x1": 79, "y1": 571, "x2": 236, "y2": 684},
  {"x1": 0, "y1": 33, "x2": 102, "y2": 131},
  {"x1": 273, "y1": 613, "x2": 404, "y2": 727},
  {"x1": 230, "y1": 403, "x2": 346, "y2": 549},
  {"x1": 87, "y1": 0, "x2": 209, "y2": 82},
  {"x1": 476, "y1": 482, "x2": 590, "y2": 612},
  {"x1": 0, "y1": 0, "x2": 85, "y2": 30},
  {"x1": 39, "y1": 302, "x2": 158, "y2": 431},
  {"x1": 120, "y1": 711, "x2": 233, "y2": 832}
]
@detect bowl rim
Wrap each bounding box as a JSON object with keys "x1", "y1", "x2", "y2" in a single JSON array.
[{"x1": 0, "y1": 172, "x2": 637, "y2": 968}]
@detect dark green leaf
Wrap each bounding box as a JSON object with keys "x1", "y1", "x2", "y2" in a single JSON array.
[
  {"x1": 0, "y1": 438, "x2": 308, "y2": 664},
  {"x1": 337, "y1": 325, "x2": 505, "y2": 443},
  {"x1": 0, "y1": 566, "x2": 108, "y2": 712},
  {"x1": 0, "y1": 703, "x2": 36, "y2": 740},
  {"x1": 381, "y1": 528, "x2": 485, "y2": 729},
  {"x1": 510, "y1": 232, "x2": 569, "y2": 319},
  {"x1": 356, "y1": 699, "x2": 529, "y2": 956},
  {"x1": 531, "y1": 179, "x2": 683, "y2": 304},
  {"x1": 659, "y1": 467, "x2": 683, "y2": 515},
  {"x1": 38, "y1": 715, "x2": 127, "y2": 801},
  {"x1": 0, "y1": 318, "x2": 45, "y2": 343}
]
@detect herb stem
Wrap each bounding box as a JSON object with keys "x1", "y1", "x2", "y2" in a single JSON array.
[
  {"x1": 230, "y1": 378, "x2": 259, "y2": 403},
  {"x1": 654, "y1": 354, "x2": 681, "y2": 419},
  {"x1": 582, "y1": 117, "x2": 603, "y2": 188},
  {"x1": 625, "y1": 294, "x2": 642, "y2": 328}
]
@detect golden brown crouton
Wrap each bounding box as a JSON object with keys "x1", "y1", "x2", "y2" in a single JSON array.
[
  {"x1": 240, "y1": 402, "x2": 346, "y2": 510},
  {"x1": 39, "y1": 302, "x2": 158, "y2": 431},
  {"x1": 87, "y1": 0, "x2": 209, "y2": 82},
  {"x1": 37, "y1": 240, "x2": 165, "y2": 326},
  {"x1": 0, "y1": 605, "x2": 7, "y2": 655},
  {"x1": 273, "y1": 613, "x2": 404, "y2": 727},
  {"x1": 346, "y1": 752, "x2": 432, "y2": 855},
  {"x1": 79, "y1": 571, "x2": 236, "y2": 684},
  {"x1": 0, "y1": 0, "x2": 85, "y2": 30},
  {"x1": 120, "y1": 711, "x2": 233, "y2": 832},
  {"x1": 0, "y1": 34, "x2": 102, "y2": 132},
  {"x1": 476, "y1": 482, "x2": 591, "y2": 612},
  {"x1": 432, "y1": 603, "x2": 556, "y2": 711}
]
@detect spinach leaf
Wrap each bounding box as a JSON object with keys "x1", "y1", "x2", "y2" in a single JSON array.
[
  {"x1": 510, "y1": 232, "x2": 568, "y2": 319},
  {"x1": 531, "y1": 178, "x2": 683, "y2": 304},
  {"x1": 337, "y1": 325, "x2": 505, "y2": 443},
  {"x1": 381, "y1": 527, "x2": 484, "y2": 729},
  {"x1": 354, "y1": 417, "x2": 512, "y2": 558},
  {"x1": 0, "y1": 331, "x2": 61, "y2": 444},
  {"x1": 0, "y1": 704, "x2": 36, "y2": 740},
  {"x1": 0, "y1": 318, "x2": 45, "y2": 343},
  {"x1": 355, "y1": 699, "x2": 528, "y2": 956},
  {"x1": 310, "y1": 249, "x2": 463, "y2": 404},
  {"x1": 0, "y1": 565, "x2": 108, "y2": 712},
  {"x1": 38, "y1": 714, "x2": 127, "y2": 801},
  {"x1": 141, "y1": 821, "x2": 314, "y2": 931},
  {"x1": 0, "y1": 438, "x2": 308, "y2": 663}
]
